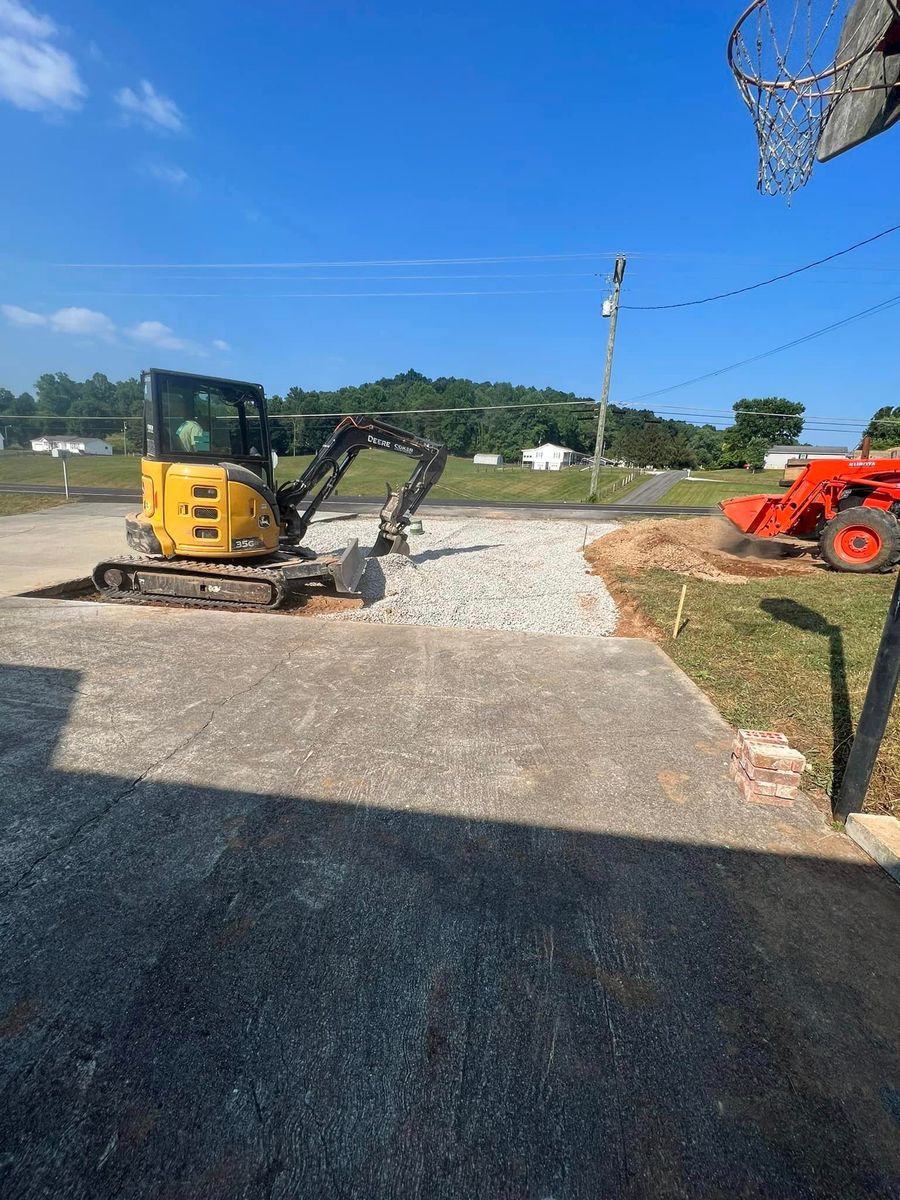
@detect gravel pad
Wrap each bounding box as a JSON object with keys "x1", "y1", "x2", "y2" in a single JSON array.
[{"x1": 302, "y1": 516, "x2": 619, "y2": 636}]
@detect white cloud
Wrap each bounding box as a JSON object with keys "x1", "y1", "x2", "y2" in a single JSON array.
[
  {"x1": 126, "y1": 320, "x2": 222, "y2": 357},
  {"x1": 126, "y1": 319, "x2": 193, "y2": 352},
  {"x1": 0, "y1": 1, "x2": 85, "y2": 112},
  {"x1": 3, "y1": 302, "x2": 222, "y2": 355},
  {"x1": 49, "y1": 306, "x2": 115, "y2": 338},
  {"x1": 2, "y1": 303, "x2": 114, "y2": 339},
  {"x1": 143, "y1": 161, "x2": 190, "y2": 187},
  {"x1": 115, "y1": 79, "x2": 183, "y2": 132},
  {"x1": 0, "y1": 0, "x2": 56, "y2": 39},
  {"x1": 2, "y1": 302, "x2": 47, "y2": 326}
]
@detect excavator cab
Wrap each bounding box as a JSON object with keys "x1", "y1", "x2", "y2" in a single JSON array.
[{"x1": 128, "y1": 369, "x2": 280, "y2": 561}]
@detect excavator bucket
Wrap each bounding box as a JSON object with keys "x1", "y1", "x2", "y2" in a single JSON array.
[{"x1": 719, "y1": 493, "x2": 782, "y2": 535}]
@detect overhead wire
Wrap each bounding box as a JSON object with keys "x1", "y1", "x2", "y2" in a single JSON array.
[
  {"x1": 618, "y1": 293, "x2": 900, "y2": 405},
  {"x1": 621, "y1": 221, "x2": 900, "y2": 310}
]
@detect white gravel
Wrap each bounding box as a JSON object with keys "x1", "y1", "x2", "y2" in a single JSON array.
[{"x1": 301, "y1": 515, "x2": 619, "y2": 637}]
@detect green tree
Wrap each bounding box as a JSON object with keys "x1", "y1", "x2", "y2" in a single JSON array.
[
  {"x1": 743, "y1": 436, "x2": 769, "y2": 471},
  {"x1": 731, "y1": 397, "x2": 804, "y2": 446},
  {"x1": 865, "y1": 405, "x2": 900, "y2": 450}
]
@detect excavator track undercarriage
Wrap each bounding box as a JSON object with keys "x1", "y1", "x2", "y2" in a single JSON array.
[{"x1": 92, "y1": 539, "x2": 367, "y2": 612}]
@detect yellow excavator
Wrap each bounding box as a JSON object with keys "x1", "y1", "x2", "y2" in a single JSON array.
[{"x1": 92, "y1": 368, "x2": 447, "y2": 609}]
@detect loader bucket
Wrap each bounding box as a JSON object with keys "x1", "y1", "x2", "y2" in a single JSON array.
[{"x1": 719, "y1": 493, "x2": 781, "y2": 535}]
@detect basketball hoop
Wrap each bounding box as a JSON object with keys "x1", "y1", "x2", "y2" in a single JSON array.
[{"x1": 728, "y1": 0, "x2": 900, "y2": 196}]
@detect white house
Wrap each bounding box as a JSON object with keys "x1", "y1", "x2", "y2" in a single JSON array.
[
  {"x1": 31, "y1": 436, "x2": 113, "y2": 457},
  {"x1": 763, "y1": 444, "x2": 848, "y2": 471},
  {"x1": 521, "y1": 442, "x2": 582, "y2": 471},
  {"x1": 473, "y1": 453, "x2": 503, "y2": 467}
]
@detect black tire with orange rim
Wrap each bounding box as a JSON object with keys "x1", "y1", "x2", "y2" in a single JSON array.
[{"x1": 820, "y1": 507, "x2": 900, "y2": 574}]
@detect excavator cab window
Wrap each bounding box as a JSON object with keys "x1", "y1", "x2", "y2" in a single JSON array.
[{"x1": 144, "y1": 369, "x2": 273, "y2": 487}]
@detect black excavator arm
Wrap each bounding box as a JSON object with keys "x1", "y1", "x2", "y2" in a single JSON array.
[{"x1": 275, "y1": 416, "x2": 448, "y2": 556}]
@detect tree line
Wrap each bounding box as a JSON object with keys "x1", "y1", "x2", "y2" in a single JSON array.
[{"x1": 0, "y1": 368, "x2": 828, "y2": 468}]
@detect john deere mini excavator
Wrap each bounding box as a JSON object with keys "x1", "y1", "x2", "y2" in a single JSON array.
[{"x1": 92, "y1": 368, "x2": 447, "y2": 609}]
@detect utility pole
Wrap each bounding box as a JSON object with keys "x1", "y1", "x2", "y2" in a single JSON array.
[
  {"x1": 589, "y1": 255, "x2": 626, "y2": 501},
  {"x1": 122, "y1": 420, "x2": 128, "y2": 456}
]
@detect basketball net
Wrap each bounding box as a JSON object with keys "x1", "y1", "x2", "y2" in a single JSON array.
[{"x1": 728, "y1": 0, "x2": 900, "y2": 196}]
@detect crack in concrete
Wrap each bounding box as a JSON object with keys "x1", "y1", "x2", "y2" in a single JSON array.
[{"x1": 0, "y1": 635, "x2": 312, "y2": 900}]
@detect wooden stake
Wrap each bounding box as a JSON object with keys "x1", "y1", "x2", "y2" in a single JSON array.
[{"x1": 673, "y1": 583, "x2": 687, "y2": 639}]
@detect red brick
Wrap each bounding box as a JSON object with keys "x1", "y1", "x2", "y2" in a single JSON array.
[
  {"x1": 738, "y1": 757, "x2": 805, "y2": 788},
  {"x1": 730, "y1": 756, "x2": 797, "y2": 807},
  {"x1": 744, "y1": 788, "x2": 795, "y2": 808},
  {"x1": 741, "y1": 743, "x2": 805, "y2": 773},
  {"x1": 736, "y1": 729, "x2": 789, "y2": 748}
]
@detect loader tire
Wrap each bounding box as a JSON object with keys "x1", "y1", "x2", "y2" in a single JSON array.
[{"x1": 820, "y1": 508, "x2": 900, "y2": 574}]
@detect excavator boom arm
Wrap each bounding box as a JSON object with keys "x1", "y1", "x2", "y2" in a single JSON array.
[{"x1": 275, "y1": 416, "x2": 447, "y2": 552}]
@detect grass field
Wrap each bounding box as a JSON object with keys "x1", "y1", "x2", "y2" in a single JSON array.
[
  {"x1": 0, "y1": 452, "x2": 648, "y2": 504},
  {"x1": 615, "y1": 566, "x2": 899, "y2": 818},
  {"x1": 0, "y1": 493, "x2": 77, "y2": 516},
  {"x1": 658, "y1": 469, "x2": 784, "y2": 508}
]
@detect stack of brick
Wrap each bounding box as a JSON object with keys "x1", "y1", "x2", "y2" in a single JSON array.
[{"x1": 730, "y1": 729, "x2": 806, "y2": 807}]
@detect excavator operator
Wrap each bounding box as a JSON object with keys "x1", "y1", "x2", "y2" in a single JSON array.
[{"x1": 173, "y1": 390, "x2": 210, "y2": 453}]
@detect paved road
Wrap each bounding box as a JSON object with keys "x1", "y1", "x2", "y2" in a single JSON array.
[
  {"x1": 0, "y1": 482, "x2": 714, "y2": 519},
  {"x1": 614, "y1": 468, "x2": 688, "y2": 506},
  {"x1": 0, "y1": 598, "x2": 898, "y2": 1197}
]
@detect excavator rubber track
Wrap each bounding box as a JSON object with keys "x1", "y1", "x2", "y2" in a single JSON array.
[{"x1": 92, "y1": 540, "x2": 366, "y2": 612}]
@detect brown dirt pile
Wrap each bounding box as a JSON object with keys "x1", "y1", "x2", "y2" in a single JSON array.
[{"x1": 585, "y1": 517, "x2": 821, "y2": 584}]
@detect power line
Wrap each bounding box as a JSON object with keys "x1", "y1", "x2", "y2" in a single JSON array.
[
  {"x1": 619, "y1": 293, "x2": 900, "y2": 406},
  {"x1": 89, "y1": 271, "x2": 604, "y2": 282},
  {"x1": 53, "y1": 252, "x2": 622, "y2": 270},
  {"x1": 41, "y1": 288, "x2": 601, "y2": 299},
  {"x1": 622, "y1": 222, "x2": 900, "y2": 311},
  {"x1": 7, "y1": 403, "x2": 891, "y2": 426}
]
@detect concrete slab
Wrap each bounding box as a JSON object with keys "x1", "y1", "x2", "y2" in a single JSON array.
[
  {"x1": 847, "y1": 812, "x2": 900, "y2": 885},
  {"x1": 0, "y1": 502, "x2": 131, "y2": 597},
  {"x1": 1, "y1": 598, "x2": 898, "y2": 1198}
]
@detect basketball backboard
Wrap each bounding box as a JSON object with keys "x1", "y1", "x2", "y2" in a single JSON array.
[{"x1": 817, "y1": 0, "x2": 900, "y2": 161}]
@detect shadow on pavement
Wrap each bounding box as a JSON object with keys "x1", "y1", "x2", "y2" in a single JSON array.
[{"x1": 1, "y1": 663, "x2": 898, "y2": 1199}]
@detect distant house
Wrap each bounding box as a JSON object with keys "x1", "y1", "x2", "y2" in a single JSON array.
[
  {"x1": 473, "y1": 453, "x2": 503, "y2": 467},
  {"x1": 31, "y1": 436, "x2": 113, "y2": 457},
  {"x1": 763, "y1": 444, "x2": 848, "y2": 471},
  {"x1": 521, "y1": 442, "x2": 584, "y2": 471}
]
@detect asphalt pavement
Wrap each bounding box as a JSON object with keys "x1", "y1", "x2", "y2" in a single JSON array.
[{"x1": 616, "y1": 469, "x2": 689, "y2": 506}]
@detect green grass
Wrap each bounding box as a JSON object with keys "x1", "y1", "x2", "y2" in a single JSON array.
[
  {"x1": 0, "y1": 454, "x2": 142, "y2": 488},
  {"x1": 615, "y1": 566, "x2": 899, "y2": 818},
  {"x1": 0, "y1": 493, "x2": 77, "y2": 516},
  {"x1": 0, "y1": 451, "x2": 648, "y2": 505},
  {"x1": 659, "y1": 469, "x2": 784, "y2": 508}
]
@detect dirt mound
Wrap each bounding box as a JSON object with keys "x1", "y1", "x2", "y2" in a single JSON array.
[{"x1": 585, "y1": 516, "x2": 821, "y2": 584}]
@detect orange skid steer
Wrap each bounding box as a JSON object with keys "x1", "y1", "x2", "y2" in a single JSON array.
[{"x1": 720, "y1": 458, "x2": 900, "y2": 573}]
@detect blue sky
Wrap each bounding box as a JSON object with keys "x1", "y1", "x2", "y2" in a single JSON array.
[{"x1": 1, "y1": 0, "x2": 898, "y2": 443}]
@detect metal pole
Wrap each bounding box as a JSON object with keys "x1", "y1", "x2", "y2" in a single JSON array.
[
  {"x1": 589, "y1": 255, "x2": 626, "y2": 500},
  {"x1": 833, "y1": 570, "x2": 900, "y2": 821},
  {"x1": 61, "y1": 453, "x2": 69, "y2": 500},
  {"x1": 122, "y1": 420, "x2": 127, "y2": 456}
]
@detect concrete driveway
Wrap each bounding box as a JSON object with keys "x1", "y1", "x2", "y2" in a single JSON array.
[
  {"x1": 0, "y1": 502, "x2": 135, "y2": 597},
  {"x1": 1, "y1": 595, "x2": 898, "y2": 1199}
]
